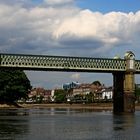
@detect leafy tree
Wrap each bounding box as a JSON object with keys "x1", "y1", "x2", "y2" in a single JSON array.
[
  {"x1": 54, "y1": 89, "x2": 66, "y2": 103},
  {"x1": 36, "y1": 95, "x2": 44, "y2": 103},
  {"x1": 135, "y1": 84, "x2": 140, "y2": 102},
  {"x1": 92, "y1": 81, "x2": 101, "y2": 86},
  {"x1": 85, "y1": 92, "x2": 94, "y2": 103},
  {"x1": 0, "y1": 69, "x2": 31, "y2": 103}
]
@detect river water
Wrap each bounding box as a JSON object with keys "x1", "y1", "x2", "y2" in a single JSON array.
[{"x1": 0, "y1": 108, "x2": 140, "y2": 140}]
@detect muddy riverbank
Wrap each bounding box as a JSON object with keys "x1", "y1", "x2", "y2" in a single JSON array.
[{"x1": 1, "y1": 103, "x2": 140, "y2": 111}]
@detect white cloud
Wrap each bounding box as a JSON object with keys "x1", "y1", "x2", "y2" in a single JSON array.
[
  {"x1": 0, "y1": 3, "x2": 79, "y2": 54},
  {"x1": 71, "y1": 73, "x2": 80, "y2": 80},
  {"x1": 0, "y1": 1, "x2": 140, "y2": 56},
  {"x1": 1, "y1": 1, "x2": 140, "y2": 88},
  {"x1": 54, "y1": 10, "x2": 140, "y2": 48},
  {"x1": 44, "y1": 0, "x2": 74, "y2": 5}
]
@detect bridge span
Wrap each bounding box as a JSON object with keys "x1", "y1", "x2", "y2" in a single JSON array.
[{"x1": 0, "y1": 52, "x2": 138, "y2": 113}]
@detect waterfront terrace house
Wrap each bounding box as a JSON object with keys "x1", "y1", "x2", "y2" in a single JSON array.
[
  {"x1": 66, "y1": 82, "x2": 113, "y2": 101},
  {"x1": 28, "y1": 88, "x2": 52, "y2": 103},
  {"x1": 72, "y1": 83, "x2": 91, "y2": 96},
  {"x1": 66, "y1": 83, "x2": 91, "y2": 102},
  {"x1": 102, "y1": 87, "x2": 113, "y2": 100},
  {"x1": 90, "y1": 85, "x2": 113, "y2": 100},
  {"x1": 90, "y1": 82, "x2": 103, "y2": 100}
]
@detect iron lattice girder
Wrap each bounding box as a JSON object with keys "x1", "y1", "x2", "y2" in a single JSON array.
[{"x1": 0, "y1": 53, "x2": 132, "y2": 73}]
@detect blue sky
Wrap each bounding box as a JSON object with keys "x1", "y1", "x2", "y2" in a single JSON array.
[
  {"x1": 0, "y1": 0, "x2": 140, "y2": 88},
  {"x1": 32, "y1": 0, "x2": 140, "y2": 13},
  {"x1": 76, "y1": 0, "x2": 140, "y2": 13}
]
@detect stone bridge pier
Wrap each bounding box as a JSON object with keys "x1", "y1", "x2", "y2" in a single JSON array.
[{"x1": 113, "y1": 51, "x2": 136, "y2": 113}]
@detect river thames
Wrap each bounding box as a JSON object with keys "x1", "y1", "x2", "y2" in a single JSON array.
[{"x1": 0, "y1": 108, "x2": 140, "y2": 140}]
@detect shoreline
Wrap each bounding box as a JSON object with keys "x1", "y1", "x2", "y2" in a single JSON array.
[
  {"x1": 1, "y1": 103, "x2": 140, "y2": 111},
  {"x1": 21, "y1": 103, "x2": 113, "y2": 110}
]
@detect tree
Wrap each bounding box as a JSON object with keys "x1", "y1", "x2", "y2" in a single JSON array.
[
  {"x1": 92, "y1": 81, "x2": 101, "y2": 86},
  {"x1": 85, "y1": 92, "x2": 94, "y2": 103},
  {"x1": 54, "y1": 89, "x2": 67, "y2": 103},
  {"x1": 0, "y1": 69, "x2": 31, "y2": 103},
  {"x1": 135, "y1": 84, "x2": 140, "y2": 103}
]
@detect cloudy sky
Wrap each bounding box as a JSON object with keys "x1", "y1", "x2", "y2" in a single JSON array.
[{"x1": 1, "y1": 0, "x2": 140, "y2": 88}]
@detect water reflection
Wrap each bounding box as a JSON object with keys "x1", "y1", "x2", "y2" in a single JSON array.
[
  {"x1": 112, "y1": 113, "x2": 139, "y2": 140},
  {"x1": 0, "y1": 108, "x2": 140, "y2": 140},
  {"x1": 0, "y1": 109, "x2": 29, "y2": 140},
  {"x1": 113, "y1": 114, "x2": 135, "y2": 131},
  {"x1": 28, "y1": 107, "x2": 99, "y2": 116}
]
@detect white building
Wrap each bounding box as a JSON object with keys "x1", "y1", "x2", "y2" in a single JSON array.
[{"x1": 102, "y1": 88, "x2": 113, "y2": 100}]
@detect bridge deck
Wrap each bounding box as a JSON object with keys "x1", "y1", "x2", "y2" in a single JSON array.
[{"x1": 0, "y1": 53, "x2": 130, "y2": 73}]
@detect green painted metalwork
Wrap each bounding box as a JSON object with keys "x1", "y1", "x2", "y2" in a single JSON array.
[
  {"x1": 135, "y1": 60, "x2": 140, "y2": 73},
  {"x1": 0, "y1": 53, "x2": 129, "y2": 73}
]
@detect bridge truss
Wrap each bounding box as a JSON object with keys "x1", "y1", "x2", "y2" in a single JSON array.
[{"x1": 0, "y1": 53, "x2": 140, "y2": 73}]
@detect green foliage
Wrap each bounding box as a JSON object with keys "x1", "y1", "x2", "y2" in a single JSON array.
[
  {"x1": 36, "y1": 95, "x2": 44, "y2": 103},
  {"x1": 92, "y1": 81, "x2": 101, "y2": 86},
  {"x1": 135, "y1": 84, "x2": 140, "y2": 103},
  {"x1": 54, "y1": 89, "x2": 66, "y2": 103},
  {"x1": 73, "y1": 93, "x2": 94, "y2": 103},
  {"x1": 0, "y1": 69, "x2": 31, "y2": 103},
  {"x1": 135, "y1": 85, "x2": 140, "y2": 96},
  {"x1": 85, "y1": 92, "x2": 94, "y2": 103}
]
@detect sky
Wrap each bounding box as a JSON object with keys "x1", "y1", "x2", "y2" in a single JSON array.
[{"x1": 0, "y1": 0, "x2": 140, "y2": 89}]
